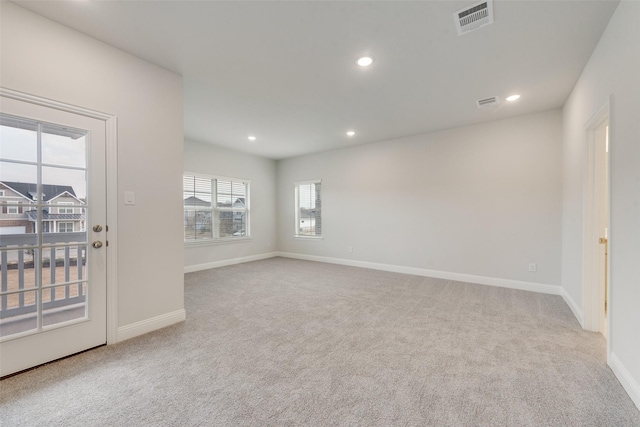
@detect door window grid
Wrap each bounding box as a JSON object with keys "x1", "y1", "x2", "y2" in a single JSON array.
[{"x1": 0, "y1": 114, "x2": 89, "y2": 339}]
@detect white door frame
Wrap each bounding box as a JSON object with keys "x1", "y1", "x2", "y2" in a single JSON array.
[
  {"x1": 0, "y1": 87, "x2": 119, "y2": 345},
  {"x1": 582, "y1": 96, "x2": 612, "y2": 352}
]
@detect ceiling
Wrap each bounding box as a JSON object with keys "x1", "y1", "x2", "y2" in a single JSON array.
[{"x1": 13, "y1": 1, "x2": 619, "y2": 160}]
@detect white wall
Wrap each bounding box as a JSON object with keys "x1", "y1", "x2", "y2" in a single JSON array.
[
  {"x1": 562, "y1": 0, "x2": 640, "y2": 407},
  {"x1": 183, "y1": 140, "x2": 277, "y2": 270},
  {"x1": 1, "y1": 3, "x2": 185, "y2": 332},
  {"x1": 277, "y1": 110, "x2": 563, "y2": 287}
]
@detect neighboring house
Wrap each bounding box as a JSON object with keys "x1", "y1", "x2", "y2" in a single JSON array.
[
  {"x1": 0, "y1": 181, "x2": 85, "y2": 235},
  {"x1": 183, "y1": 196, "x2": 246, "y2": 239},
  {"x1": 183, "y1": 196, "x2": 212, "y2": 238}
]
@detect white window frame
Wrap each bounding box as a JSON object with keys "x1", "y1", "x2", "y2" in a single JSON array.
[
  {"x1": 294, "y1": 179, "x2": 322, "y2": 239},
  {"x1": 0, "y1": 190, "x2": 5, "y2": 197},
  {"x1": 58, "y1": 222, "x2": 74, "y2": 233},
  {"x1": 7, "y1": 204, "x2": 19, "y2": 214},
  {"x1": 183, "y1": 172, "x2": 250, "y2": 245},
  {"x1": 58, "y1": 202, "x2": 75, "y2": 214}
]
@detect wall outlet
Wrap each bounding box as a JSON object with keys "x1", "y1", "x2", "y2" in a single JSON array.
[
  {"x1": 267, "y1": 241, "x2": 271, "y2": 248},
  {"x1": 348, "y1": 246, "x2": 353, "y2": 253},
  {"x1": 529, "y1": 263, "x2": 537, "y2": 272}
]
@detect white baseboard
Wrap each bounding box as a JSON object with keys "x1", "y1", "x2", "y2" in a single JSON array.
[
  {"x1": 276, "y1": 252, "x2": 561, "y2": 295},
  {"x1": 116, "y1": 309, "x2": 186, "y2": 343},
  {"x1": 184, "y1": 252, "x2": 278, "y2": 273},
  {"x1": 559, "y1": 287, "x2": 584, "y2": 327},
  {"x1": 609, "y1": 352, "x2": 640, "y2": 411}
]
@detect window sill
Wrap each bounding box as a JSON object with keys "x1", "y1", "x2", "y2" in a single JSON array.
[
  {"x1": 185, "y1": 237, "x2": 252, "y2": 247},
  {"x1": 294, "y1": 235, "x2": 324, "y2": 241}
]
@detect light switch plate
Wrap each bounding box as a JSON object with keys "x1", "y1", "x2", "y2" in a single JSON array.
[{"x1": 125, "y1": 191, "x2": 135, "y2": 205}]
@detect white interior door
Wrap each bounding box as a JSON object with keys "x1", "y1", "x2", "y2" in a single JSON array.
[{"x1": 0, "y1": 95, "x2": 107, "y2": 376}]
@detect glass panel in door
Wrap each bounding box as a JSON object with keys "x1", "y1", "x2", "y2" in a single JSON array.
[{"x1": 0, "y1": 115, "x2": 89, "y2": 337}]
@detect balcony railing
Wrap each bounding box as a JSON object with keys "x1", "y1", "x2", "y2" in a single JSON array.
[{"x1": 0, "y1": 232, "x2": 87, "y2": 337}]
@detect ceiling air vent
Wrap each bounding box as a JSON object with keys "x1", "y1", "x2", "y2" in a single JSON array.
[
  {"x1": 454, "y1": 0, "x2": 494, "y2": 36},
  {"x1": 477, "y1": 96, "x2": 499, "y2": 108}
]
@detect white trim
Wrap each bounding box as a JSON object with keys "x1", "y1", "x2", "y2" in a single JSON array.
[
  {"x1": 560, "y1": 287, "x2": 584, "y2": 327},
  {"x1": 48, "y1": 191, "x2": 83, "y2": 205},
  {"x1": 184, "y1": 236, "x2": 252, "y2": 247},
  {"x1": 0, "y1": 88, "x2": 115, "y2": 120},
  {"x1": 184, "y1": 252, "x2": 278, "y2": 273},
  {"x1": 1, "y1": 87, "x2": 120, "y2": 346},
  {"x1": 105, "y1": 115, "x2": 118, "y2": 344},
  {"x1": 609, "y1": 353, "x2": 640, "y2": 411},
  {"x1": 277, "y1": 252, "x2": 561, "y2": 295},
  {"x1": 581, "y1": 96, "x2": 612, "y2": 336},
  {"x1": 116, "y1": 309, "x2": 186, "y2": 343},
  {"x1": 294, "y1": 235, "x2": 324, "y2": 241},
  {"x1": 294, "y1": 179, "x2": 322, "y2": 186}
]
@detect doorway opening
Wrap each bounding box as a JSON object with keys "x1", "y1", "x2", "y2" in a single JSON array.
[
  {"x1": 0, "y1": 88, "x2": 118, "y2": 377},
  {"x1": 582, "y1": 98, "x2": 611, "y2": 343}
]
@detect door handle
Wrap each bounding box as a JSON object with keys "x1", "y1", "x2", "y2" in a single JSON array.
[
  {"x1": 93, "y1": 225, "x2": 103, "y2": 232},
  {"x1": 92, "y1": 241, "x2": 103, "y2": 249},
  {"x1": 599, "y1": 237, "x2": 608, "y2": 244}
]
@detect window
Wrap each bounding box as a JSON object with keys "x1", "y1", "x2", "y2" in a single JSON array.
[
  {"x1": 58, "y1": 222, "x2": 74, "y2": 232},
  {"x1": 7, "y1": 204, "x2": 19, "y2": 214},
  {"x1": 58, "y1": 202, "x2": 75, "y2": 214},
  {"x1": 183, "y1": 173, "x2": 249, "y2": 242},
  {"x1": 295, "y1": 180, "x2": 322, "y2": 237},
  {"x1": 0, "y1": 190, "x2": 5, "y2": 197}
]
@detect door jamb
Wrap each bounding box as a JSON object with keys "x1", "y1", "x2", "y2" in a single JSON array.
[
  {"x1": 582, "y1": 95, "x2": 612, "y2": 354},
  {"x1": 0, "y1": 87, "x2": 119, "y2": 345}
]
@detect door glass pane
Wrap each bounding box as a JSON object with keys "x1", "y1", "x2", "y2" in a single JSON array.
[
  {"x1": 42, "y1": 283, "x2": 86, "y2": 327},
  {"x1": 0, "y1": 161, "x2": 37, "y2": 192},
  {"x1": 0, "y1": 290, "x2": 37, "y2": 337},
  {"x1": 41, "y1": 167, "x2": 86, "y2": 205},
  {"x1": 40, "y1": 245, "x2": 86, "y2": 286},
  {"x1": 42, "y1": 123, "x2": 86, "y2": 168},
  {"x1": 0, "y1": 114, "x2": 37, "y2": 163},
  {"x1": 0, "y1": 249, "x2": 37, "y2": 291},
  {"x1": 1, "y1": 113, "x2": 92, "y2": 340}
]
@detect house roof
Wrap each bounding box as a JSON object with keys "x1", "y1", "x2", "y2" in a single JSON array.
[
  {"x1": 184, "y1": 196, "x2": 211, "y2": 207},
  {"x1": 186, "y1": 196, "x2": 246, "y2": 208},
  {"x1": 1, "y1": 181, "x2": 77, "y2": 202}
]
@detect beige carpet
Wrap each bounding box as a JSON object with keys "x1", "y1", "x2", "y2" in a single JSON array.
[{"x1": 1, "y1": 257, "x2": 639, "y2": 426}]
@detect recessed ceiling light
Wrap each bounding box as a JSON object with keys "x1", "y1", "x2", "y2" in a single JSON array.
[
  {"x1": 506, "y1": 94, "x2": 521, "y2": 102},
  {"x1": 356, "y1": 57, "x2": 373, "y2": 67},
  {"x1": 346, "y1": 131, "x2": 355, "y2": 137},
  {"x1": 248, "y1": 135, "x2": 256, "y2": 141}
]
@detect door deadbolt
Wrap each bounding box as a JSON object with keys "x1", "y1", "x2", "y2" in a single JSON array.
[
  {"x1": 93, "y1": 225, "x2": 103, "y2": 232},
  {"x1": 92, "y1": 241, "x2": 103, "y2": 249}
]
